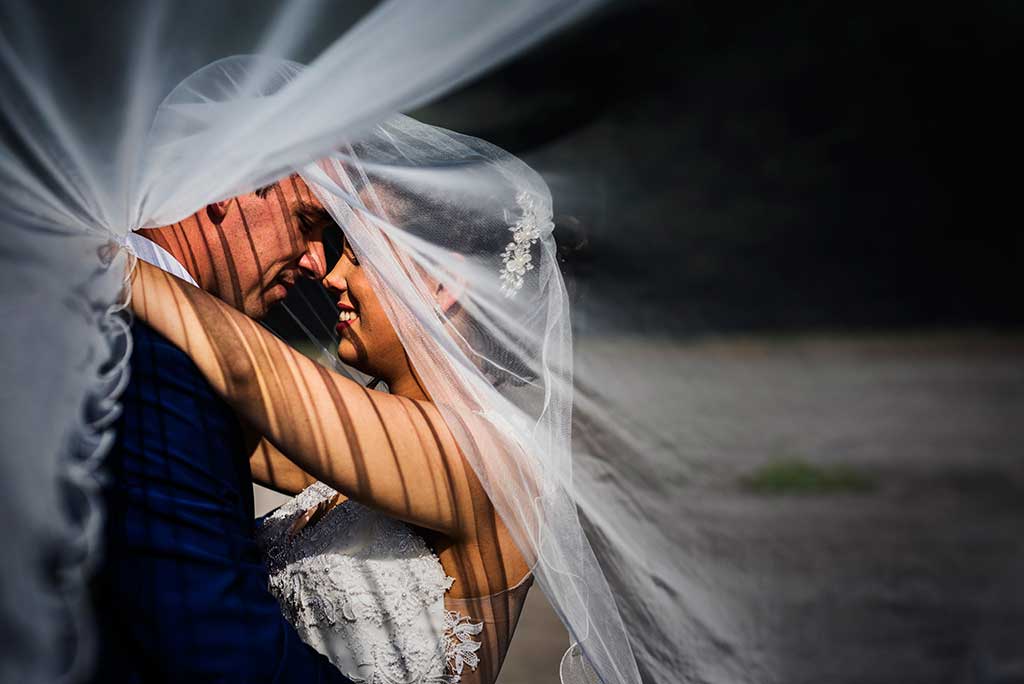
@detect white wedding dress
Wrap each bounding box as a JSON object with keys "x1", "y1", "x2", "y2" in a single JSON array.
[{"x1": 257, "y1": 482, "x2": 532, "y2": 684}]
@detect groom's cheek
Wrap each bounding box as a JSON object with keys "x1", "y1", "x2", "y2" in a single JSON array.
[{"x1": 268, "y1": 183, "x2": 306, "y2": 250}]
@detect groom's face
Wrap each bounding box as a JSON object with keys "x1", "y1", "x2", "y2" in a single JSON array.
[{"x1": 202, "y1": 176, "x2": 328, "y2": 320}]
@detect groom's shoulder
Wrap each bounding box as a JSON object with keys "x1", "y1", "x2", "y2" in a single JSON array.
[
  {"x1": 128, "y1": 319, "x2": 209, "y2": 387},
  {"x1": 122, "y1": 319, "x2": 241, "y2": 436},
  {"x1": 130, "y1": 318, "x2": 186, "y2": 360}
]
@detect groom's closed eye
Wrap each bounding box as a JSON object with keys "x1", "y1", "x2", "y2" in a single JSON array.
[
  {"x1": 293, "y1": 202, "x2": 333, "y2": 237},
  {"x1": 294, "y1": 201, "x2": 345, "y2": 270},
  {"x1": 254, "y1": 183, "x2": 277, "y2": 199}
]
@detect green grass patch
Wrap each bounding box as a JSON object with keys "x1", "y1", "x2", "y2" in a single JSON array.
[{"x1": 742, "y1": 459, "x2": 875, "y2": 495}]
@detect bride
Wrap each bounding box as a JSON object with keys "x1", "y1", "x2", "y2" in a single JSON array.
[{"x1": 128, "y1": 116, "x2": 573, "y2": 684}]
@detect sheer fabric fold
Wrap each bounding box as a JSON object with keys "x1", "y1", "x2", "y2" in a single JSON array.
[
  {"x1": 292, "y1": 112, "x2": 641, "y2": 684},
  {"x1": 0, "y1": 3, "x2": 611, "y2": 681}
]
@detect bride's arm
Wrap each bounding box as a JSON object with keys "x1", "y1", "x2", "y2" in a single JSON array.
[
  {"x1": 130, "y1": 260, "x2": 481, "y2": 540},
  {"x1": 247, "y1": 428, "x2": 316, "y2": 496}
]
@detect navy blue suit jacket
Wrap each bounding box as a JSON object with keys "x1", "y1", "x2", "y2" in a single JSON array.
[{"x1": 93, "y1": 321, "x2": 351, "y2": 683}]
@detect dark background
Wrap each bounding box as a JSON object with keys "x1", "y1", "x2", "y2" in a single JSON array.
[
  {"x1": 217, "y1": 6, "x2": 1024, "y2": 682},
  {"x1": 260, "y1": 7, "x2": 1024, "y2": 682},
  {"x1": 406, "y1": 1, "x2": 1024, "y2": 336}
]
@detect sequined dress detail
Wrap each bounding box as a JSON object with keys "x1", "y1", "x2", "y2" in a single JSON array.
[{"x1": 257, "y1": 482, "x2": 485, "y2": 683}]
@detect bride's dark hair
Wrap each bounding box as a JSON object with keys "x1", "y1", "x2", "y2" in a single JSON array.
[
  {"x1": 368, "y1": 177, "x2": 540, "y2": 389},
  {"x1": 294, "y1": 180, "x2": 539, "y2": 388}
]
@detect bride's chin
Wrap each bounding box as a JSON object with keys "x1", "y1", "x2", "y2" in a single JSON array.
[{"x1": 335, "y1": 342, "x2": 361, "y2": 370}]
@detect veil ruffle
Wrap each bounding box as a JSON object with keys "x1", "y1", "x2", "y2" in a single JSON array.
[
  {"x1": 293, "y1": 112, "x2": 641, "y2": 684},
  {"x1": 0, "y1": 3, "x2": 608, "y2": 681}
]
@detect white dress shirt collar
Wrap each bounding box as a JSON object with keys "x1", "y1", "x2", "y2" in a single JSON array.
[{"x1": 125, "y1": 232, "x2": 198, "y2": 287}]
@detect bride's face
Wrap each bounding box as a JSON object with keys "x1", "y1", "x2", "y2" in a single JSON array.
[
  {"x1": 321, "y1": 230, "x2": 408, "y2": 380},
  {"x1": 314, "y1": 185, "x2": 461, "y2": 388}
]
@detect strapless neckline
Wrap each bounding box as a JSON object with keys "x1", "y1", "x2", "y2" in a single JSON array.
[{"x1": 257, "y1": 482, "x2": 532, "y2": 684}]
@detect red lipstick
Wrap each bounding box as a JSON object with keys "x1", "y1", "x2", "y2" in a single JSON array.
[{"x1": 336, "y1": 301, "x2": 357, "y2": 333}]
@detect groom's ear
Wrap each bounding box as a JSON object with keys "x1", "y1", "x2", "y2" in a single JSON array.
[{"x1": 205, "y1": 200, "x2": 231, "y2": 226}]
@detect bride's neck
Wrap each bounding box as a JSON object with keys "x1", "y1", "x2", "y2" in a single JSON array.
[
  {"x1": 384, "y1": 363, "x2": 431, "y2": 402},
  {"x1": 385, "y1": 374, "x2": 430, "y2": 402}
]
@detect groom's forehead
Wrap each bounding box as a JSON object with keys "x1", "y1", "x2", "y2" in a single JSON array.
[
  {"x1": 238, "y1": 177, "x2": 316, "y2": 233},
  {"x1": 251, "y1": 174, "x2": 310, "y2": 203}
]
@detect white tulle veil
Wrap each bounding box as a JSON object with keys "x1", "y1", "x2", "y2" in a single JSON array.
[
  {"x1": 0, "y1": 2, "x2": 641, "y2": 682},
  {"x1": 291, "y1": 111, "x2": 641, "y2": 684},
  {"x1": 5, "y1": 4, "x2": 1017, "y2": 684}
]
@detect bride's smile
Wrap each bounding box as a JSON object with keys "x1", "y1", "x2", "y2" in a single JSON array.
[
  {"x1": 319, "y1": 205, "x2": 429, "y2": 396},
  {"x1": 335, "y1": 301, "x2": 357, "y2": 333},
  {"x1": 121, "y1": 111, "x2": 563, "y2": 684}
]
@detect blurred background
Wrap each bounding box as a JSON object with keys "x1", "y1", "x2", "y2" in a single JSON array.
[
  {"x1": 259, "y1": 2, "x2": 1024, "y2": 682},
  {"x1": 271, "y1": 0, "x2": 1024, "y2": 338}
]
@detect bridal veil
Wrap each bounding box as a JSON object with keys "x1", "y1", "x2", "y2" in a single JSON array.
[{"x1": 0, "y1": 2, "x2": 664, "y2": 683}]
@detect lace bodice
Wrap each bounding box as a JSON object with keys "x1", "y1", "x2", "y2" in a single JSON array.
[{"x1": 257, "y1": 482, "x2": 482, "y2": 684}]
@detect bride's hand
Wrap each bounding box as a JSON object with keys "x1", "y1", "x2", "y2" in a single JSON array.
[{"x1": 288, "y1": 493, "x2": 346, "y2": 539}]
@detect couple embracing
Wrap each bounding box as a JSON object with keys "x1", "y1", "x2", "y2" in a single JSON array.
[{"x1": 92, "y1": 114, "x2": 582, "y2": 684}]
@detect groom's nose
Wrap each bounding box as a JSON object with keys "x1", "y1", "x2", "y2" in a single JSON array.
[{"x1": 298, "y1": 244, "x2": 326, "y2": 281}]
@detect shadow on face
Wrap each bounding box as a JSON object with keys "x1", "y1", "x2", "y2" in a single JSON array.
[
  {"x1": 321, "y1": 224, "x2": 408, "y2": 380},
  {"x1": 196, "y1": 175, "x2": 330, "y2": 319}
]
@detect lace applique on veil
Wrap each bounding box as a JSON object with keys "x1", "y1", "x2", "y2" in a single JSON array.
[{"x1": 257, "y1": 482, "x2": 484, "y2": 684}]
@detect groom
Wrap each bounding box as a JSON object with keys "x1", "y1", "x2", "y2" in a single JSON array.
[{"x1": 92, "y1": 179, "x2": 353, "y2": 682}]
